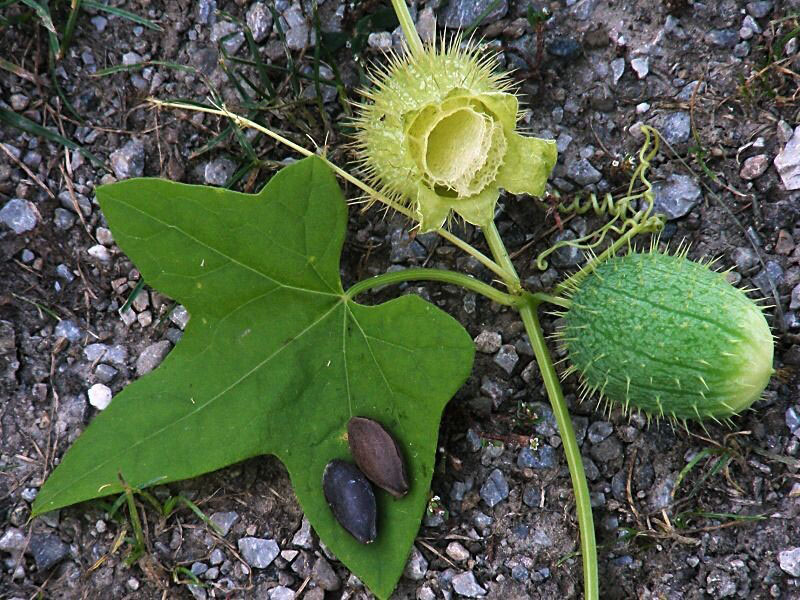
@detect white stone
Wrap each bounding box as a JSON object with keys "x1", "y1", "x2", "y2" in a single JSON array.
[
  {"x1": 88, "y1": 244, "x2": 111, "y2": 262},
  {"x1": 775, "y1": 125, "x2": 800, "y2": 191},
  {"x1": 630, "y1": 56, "x2": 649, "y2": 79},
  {"x1": 88, "y1": 383, "x2": 112, "y2": 410}
]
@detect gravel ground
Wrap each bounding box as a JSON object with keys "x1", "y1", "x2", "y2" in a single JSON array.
[{"x1": 2, "y1": 0, "x2": 800, "y2": 598}]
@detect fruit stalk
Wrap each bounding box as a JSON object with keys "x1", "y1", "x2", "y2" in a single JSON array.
[{"x1": 482, "y1": 222, "x2": 599, "y2": 600}]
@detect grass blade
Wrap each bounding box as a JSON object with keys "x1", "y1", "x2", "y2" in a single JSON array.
[
  {"x1": 0, "y1": 107, "x2": 107, "y2": 169},
  {"x1": 82, "y1": 0, "x2": 162, "y2": 31}
]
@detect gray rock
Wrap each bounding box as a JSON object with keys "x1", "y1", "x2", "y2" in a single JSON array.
[
  {"x1": 522, "y1": 485, "x2": 541, "y2": 507},
  {"x1": 403, "y1": 545, "x2": 428, "y2": 580},
  {"x1": 237, "y1": 537, "x2": 279, "y2": 568},
  {"x1": 312, "y1": 556, "x2": 340, "y2": 590},
  {"x1": 446, "y1": 542, "x2": 470, "y2": 562},
  {"x1": 752, "y1": 261, "x2": 784, "y2": 297},
  {"x1": 610, "y1": 58, "x2": 625, "y2": 84},
  {"x1": 29, "y1": 533, "x2": 69, "y2": 570},
  {"x1": 790, "y1": 282, "x2": 800, "y2": 310},
  {"x1": 10, "y1": 93, "x2": 29, "y2": 110},
  {"x1": 451, "y1": 571, "x2": 486, "y2": 597},
  {"x1": 196, "y1": 0, "x2": 216, "y2": 24},
  {"x1": 110, "y1": 139, "x2": 145, "y2": 180},
  {"x1": 779, "y1": 547, "x2": 800, "y2": 577},
  {"x1": 480, "y1": 468, "x2": 509, "y2": 507},
  {"x1": 493, "y1": 344, "x2": 518, "y2": 374},
  {"x1": 733, "y1": 41, "x2": 750, "y2": 58},
  {"x1": 740, "y1": 154, "x2": 770, "y2": 180},
  {"x1": 786, "y1": 406, "x2": 800, "y2": 432},
  {"x1": 88, "y1": 244, "x2": 111, "y2": 262},
  {"x1": 95, "y1": 363, "x2": 118, "y2": 383},
  {"x1": 648, "y1": 474, "x2": 675, "y2": 511},
  {"x1": 512, "y1": 565, "x2": 529, "y2": 581},
  {"x1": 565, "y1": 158, "x2": 602, "y2": 186},
  {"x1": 547, "y1": 37, "x2": 582, "y2": 60},
  {"x1": 282, "y1": 5, "x2": 311, "y2": 50},
  {"x1": 191, "y1": 562, "x2": 208, "y2": 576},
  {"x1": 84, "y1": 343, "x2": 128, "y2": 366},
  {"x1": 169, "y1": 305, "x2": 190, "y2": 329},
  {"x1": 204, "y1": 158, "x2": 236, "y2": 186},
  {"x1": 390, "y1": 228, "x2": 427, "y2": 263},
  {"x1": 416, "y1": 7, "x2": 436, "y2": 44},
  {"x1": 652, "y1": 174, "x2": 702, "y2": 220},
  {"x1": 54, "y1": 320, "x2": 81, "y2": 342},
  {"x1": 590, "y1": 436, "x2": 621, "y2": 462},
  {"x1": 630, "y1": 56, "x2": 649, "y2": 79},
  {"x1": 775, "y1": 125, "x2": 800, "y2": 191},
  {"x1": 474, "y1": 331, "x2": 501, "y2": 354},
  {"x1": 368, "y1": 31, "x2": 393, "y2": 50},
  {"x1": 136, "y1": 340, "x2": 172, "y2": 376},
  {"x1": 550, "y1": 229, "x2": 582, "y2": 267},
  {"x1": 587, "y1": 421, "x2": 613, "y2": 444},
  {"x1": 54, "y1": 264, "x2": 73, "y2": 284},
  {"x1": 0, "y1": 528, "x2": 26, "y2": 553},
  {"x1": 571, "y1": 0, "x2": 598, "y2": 20},
  {"x1": 210, "y1": 548, "x2": 225, "y2": 565},
  {"x1": 676, "y1": 80, "x2": 705, "y2": 102},
  {"x1": 706, "y1": 570, "x2": 737, "y2": 597},
  {"x1": 91, "y1": 15, "x2": 107, "y2": 31},
  {"x1": 270, "y1": 587, "x2": 295, "y2": 600},
  {"x1": 732, "y1": 247, "x2": 758, "y2": 272},
  {"x1": 211, "y1": 21, "x2": 245, "y2": 55},
  {"x1": 247, "y1": 3, "x2": 273, "y2": 42},
  {"x1": 58, "y1": 190, "x2": 91, "y2": 216},
  {"x1": 466, "y1": 428, "x2": 482, "y2": 452},
  {"x1": 0, "y1": 199, "x2": 38, "y2": 234},
  {"x1": 659, "y1": 111, "x2": 691, "y2": 145},
  {"x1": 746, "y1": 1, "x2": 772, "y2": 18},
  {"x1": 705, "y1": 28, "x2": 738, "y2": 48},
  {"x1": 292, "y1": 516, "x2": 313, "y2": 548},
  {"x1": 440, "y1": 0, "x2": 507, "y2": 29},
  {"x1": 517, "y1": 445, "x2": 556, "y2": 469},
  {"x1": 210, "y1": 511, "x2": 239, "y2": 536}
]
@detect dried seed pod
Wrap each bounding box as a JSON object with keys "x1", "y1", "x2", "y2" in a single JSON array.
[
  {"x1": 322, "y1": 459, "x2": 377, "y2": 544},
  {"x1": 347, "y1": 417, "x2": 409, "y2": 498}
]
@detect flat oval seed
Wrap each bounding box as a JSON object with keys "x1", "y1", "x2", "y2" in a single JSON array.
[
  {"x1": 347, "y1": 417, "x2": 409, "y2": 498},
  {"x1": 322, "y1": 459, "x2": 377, "y2": 544}
]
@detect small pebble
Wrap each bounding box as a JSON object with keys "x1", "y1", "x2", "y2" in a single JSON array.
[
  {"x1": 403, "y1": 545, "x2": 428, "y2": 580},
  {"x1": 740, "y1": 154, "x2": 770, "y2": 180},
  {"x1": 0, "y1": 199, "x2": 39, "y2": 234},
  {"x1": 210, "y1": 511, "x2": 239, "y2": 536},
  {"x1": 630, "y1": 56, "x2": 649, "y2": 78},
  {"x1": 451, "y1": 571, "x2": 486, "y2": 598},
  {"x1": 135, "y1": 340, "x2": 172, "y2": 376},
  {"x1": 88, "y1": 383, "x2": 113, "y2": 410},
  {"x1": 88, "y1": 244, "x2": 111, "y2": 262},
  {"x1": 110, "y1": 139, "x2": 145, "y2": 180},
  {"x1": 237, "y1": 537, "x2": 279, "y2": 569},
  {"x1": 493, "y1": 344, "x2": 519, "y2": 374},
  {"x1": 479, "y1": 468, "x2": 509, "y2": 508},
  {"x1": 446, "y1": 542, "x2": 470, "y2": 562},
  {"x1": 474, "y1": 331, "x2": 501, "y2": 354}
]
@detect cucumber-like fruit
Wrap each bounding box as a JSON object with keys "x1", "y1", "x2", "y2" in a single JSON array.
[{"x1": 561, "y1": 251, "x2": 774, "y2": 421}]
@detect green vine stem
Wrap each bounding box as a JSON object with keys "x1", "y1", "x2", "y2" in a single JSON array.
[
  {"x1": 390, "y1": 0, "x2": 424, "y2": 56},
  {"x1": 519, "y1": 296, "x2": 598, "y2": 600},
  {"x1": 346, "y1": 268, "x2": 519, "y2": 306},
  {"x1": 483, "y1": 222, "x2": 599, "y2": 600}
]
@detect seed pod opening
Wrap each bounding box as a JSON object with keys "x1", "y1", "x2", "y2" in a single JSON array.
[
  {"x1": 347, "y1": 417, "x2": 409, "y2": 498},
  {"x1": 322, "y1": 459, "x2": 377, "y2": 544},
  {"x1": 560, "y1": 250, "x2": 774, "y2": 422}
]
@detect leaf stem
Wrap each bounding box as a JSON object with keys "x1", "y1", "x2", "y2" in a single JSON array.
[
  {"x1": 482, "y1": 221, "x2": 523, "y2": 293},
  {"x1": 481, "y1": 221, "x2": 598, "y2": 600},
  {"x1": 519, "y1": 296, "x2": 598, "y2": 600},
  {"x1": 346, "y1": 268, "x2": 518, "y2": 306},
  {"x1": 147, "y1": 99, "x2": 512, "y2": 284},
  {"x1": 390, "y1": 0, "x2": 424, "y2": 56}
]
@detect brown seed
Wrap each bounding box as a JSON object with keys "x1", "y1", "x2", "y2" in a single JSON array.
[
  {"x1": 347, "y1": 416, "x2": 409, "y2": 498},
  {"x1": 322, "y1": 459, "x2": 377, "y2": 544}
]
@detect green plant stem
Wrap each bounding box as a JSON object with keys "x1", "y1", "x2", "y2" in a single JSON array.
[
  {"x1": 390, "y1": 0, "x2": 424, "y2": 55},
  {"x1": 483, "y1": 221, "x2": 522, "y2": 293},
  {"x1": 519, "y1": 296, "x2": 598, "y2": 600},
  {"x1": 482, "y1": 221, "x2": 598, "y2": 600},
  {"x1": 346, "y1": 268, "x2": 519, "y2": 306}
]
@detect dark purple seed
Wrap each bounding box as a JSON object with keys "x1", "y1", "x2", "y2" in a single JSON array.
[
  {"x1": 347, "y1": 417, "x2": 409, "y2": 498},
  {"x1": 322, "y1": 459, "x2": 377, "y2": 544}
]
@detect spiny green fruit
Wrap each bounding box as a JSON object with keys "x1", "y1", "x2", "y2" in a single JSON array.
[
  {"x1": 352, "y1": 39, "x2": 557, "y2": 233},
  {"x1": 559, "y1": 250, "x2": 774, "y2": 422}
]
